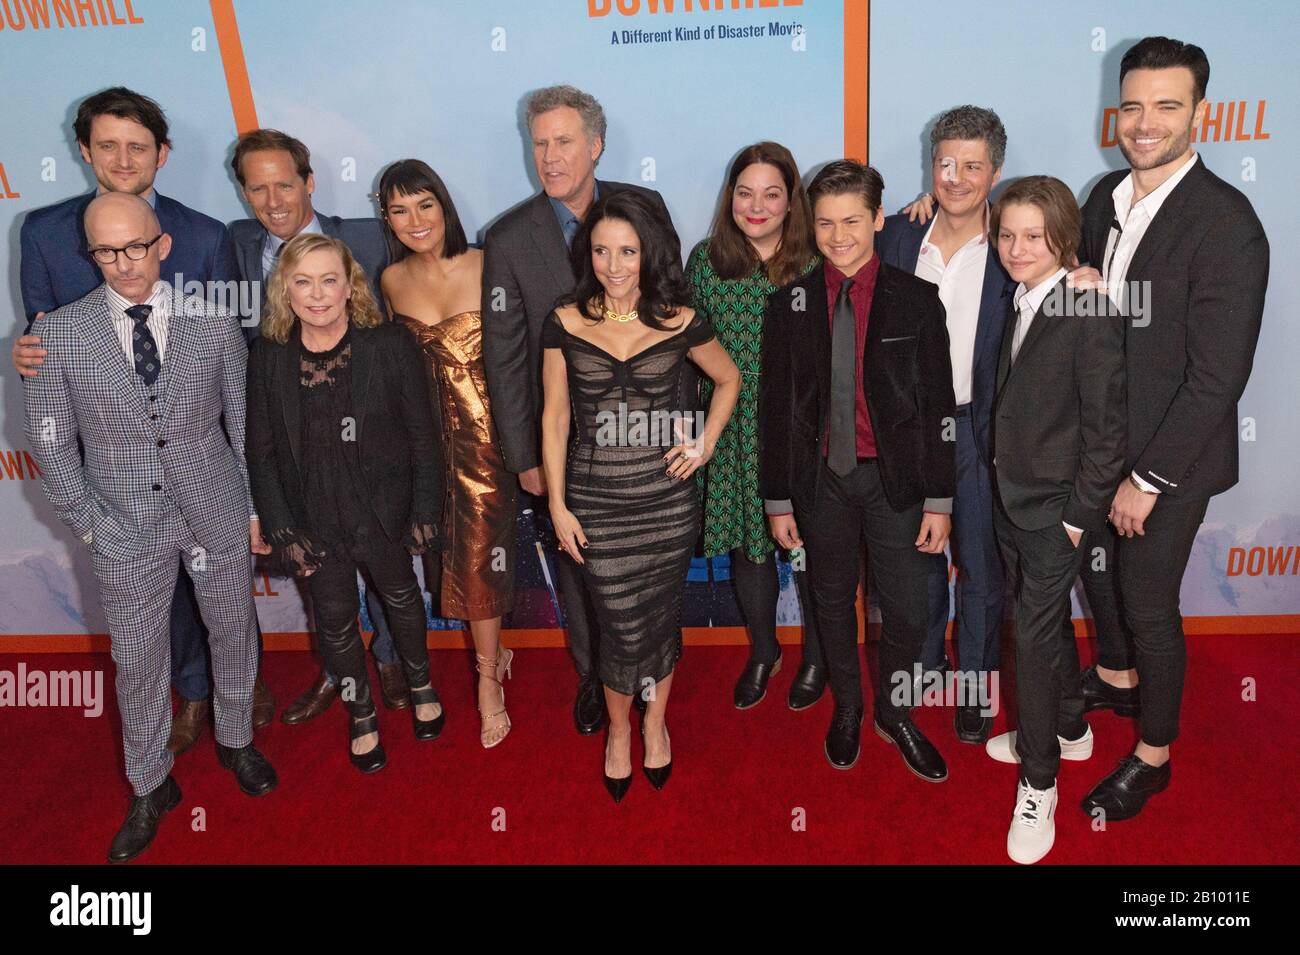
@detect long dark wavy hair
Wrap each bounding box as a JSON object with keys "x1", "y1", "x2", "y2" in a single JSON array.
[
  {"x1": 706, "y1": 141, "x2": 816, "y2": 287},
  {"x1": 558, "y1": 190, "x2": 692, "y2": 332}
]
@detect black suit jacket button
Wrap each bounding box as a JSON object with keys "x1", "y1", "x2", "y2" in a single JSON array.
[
  {"x1": 152, "y1": 484, "x2": 162, "y2": 491},
  {"x1": 157, "y1": 439, "x2": 166, "y2": 448}
]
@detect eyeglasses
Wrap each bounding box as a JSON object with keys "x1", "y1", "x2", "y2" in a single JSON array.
[{"x1": 89, "y1": 233, "x2": 163, "y2": 265}]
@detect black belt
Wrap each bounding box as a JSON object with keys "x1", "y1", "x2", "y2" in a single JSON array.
[{"x1": 954, "y1": 403, "x2": 971, "y2": 418}]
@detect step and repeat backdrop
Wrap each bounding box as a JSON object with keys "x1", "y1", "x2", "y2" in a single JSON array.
[{"x1": 0, "y1": 0, "x2": 1294, "y2": 643}]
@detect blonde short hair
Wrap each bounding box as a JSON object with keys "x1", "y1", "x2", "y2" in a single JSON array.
[{"x1": 260, "y1": 233, "x2": 383, "y2": 344}]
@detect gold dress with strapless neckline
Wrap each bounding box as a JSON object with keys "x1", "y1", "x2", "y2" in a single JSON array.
[{"x1": 398, "y1": 310, "x2": 516, "y2": 621}]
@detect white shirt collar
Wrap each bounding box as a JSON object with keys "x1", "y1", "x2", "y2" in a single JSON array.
[
  {"x1": 920, "y1": 203, "x2": 989, "y2": 257},
  {"x1": 1112, "y1": 152, "x2": 1198, "y2": 223},
  {"x1": 1014, "y1": 267, "x2": 1068, "y2": 316},
  {"x1": 105, "y1": 279, "x2": 172, "y2": 317}
]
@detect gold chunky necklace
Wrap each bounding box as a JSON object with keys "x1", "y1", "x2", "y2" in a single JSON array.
[{"x1": 603, "y1": 306, "x2": 638, "y2": 323}]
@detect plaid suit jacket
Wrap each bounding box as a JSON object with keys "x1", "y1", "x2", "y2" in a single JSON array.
[{"x1": 23, "y1": 283, "x2": 254, "y2": 562}]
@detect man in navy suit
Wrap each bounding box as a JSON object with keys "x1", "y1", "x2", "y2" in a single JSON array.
[
  {"x1": 225, "y1": 128, "x2": 402, "y2": 725},
  {"x1": 10, "y1": 87, "x2": 270, "y2": 753},
  {"x1": 877, "y1": 106, "x2": 1016, "y2": 744}
]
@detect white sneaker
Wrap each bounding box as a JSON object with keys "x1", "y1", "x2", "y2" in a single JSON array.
[
  {"x1": 985, "y1": 725, "x2": 1093, "y2": 764},
  {"x1": 1007, "y1": 779, "x2": 1057, "y2": 864}
]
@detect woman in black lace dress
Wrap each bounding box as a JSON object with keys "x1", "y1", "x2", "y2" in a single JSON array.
[
  {"x1": 541, "y1": 192, "x2": 740, "y2": 801},
  {"x1": 247, "y1": 233, "x2": 445, "y2": 775}
]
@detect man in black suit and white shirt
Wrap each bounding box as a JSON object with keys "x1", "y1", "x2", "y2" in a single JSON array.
[
  {"x1": 1072, "y1": 37, "x2": 1269, "y2": 821},
  {"x1": 481, "y1": 85, "x2": 675, "y2": 735}
]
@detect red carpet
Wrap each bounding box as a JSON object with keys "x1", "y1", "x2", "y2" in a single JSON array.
[{"x1": 2, "y1": 636, "x2": 1297, "y2": 864}]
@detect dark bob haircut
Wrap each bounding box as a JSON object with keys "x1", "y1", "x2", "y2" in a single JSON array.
[
  {"x1": 559, "y1": 190, "x2": 692, "y2": 332},
  {"x1": 74, "y1": 87, "x2": 170, "y2": 151},
  {"x1": 377, "y1": 159, "x2": 469, "y2": 263}
]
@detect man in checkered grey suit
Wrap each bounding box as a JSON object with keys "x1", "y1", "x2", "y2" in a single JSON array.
[{"x1": 23, "y1": 193, "x2": 278, "y2": 864}]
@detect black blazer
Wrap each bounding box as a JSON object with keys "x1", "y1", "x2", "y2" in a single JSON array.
[
  {"x1": 245, "y1": 322, "x2": 443, "y2": 543},
  {"x1": 1079, "y1": 155, "x2": 1269, "y2": 499},
  {"x1": 877, "y1": 212, "x2": 1016, "y2": 465},
  {"x1": 992, "y1": 279, "x2": 1127, "y2": 533},
  {"x1": 480, "y1": 180, "x2": 674, "y2": 473},
  {"x1": 760, "y1": 260, "x2": 956, "y2": 515}
]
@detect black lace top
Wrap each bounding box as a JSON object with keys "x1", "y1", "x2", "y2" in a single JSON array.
[
  {"x1": 294, "y1": 329, "x2": 386, "y2": 559},
  {"x1": 541, "y1": 308, "x2": 715, "y2": 448}
]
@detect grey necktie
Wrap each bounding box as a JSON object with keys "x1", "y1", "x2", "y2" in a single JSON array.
[{"x1": 828, "y1": 277, "x2": 858, "y2": 476}]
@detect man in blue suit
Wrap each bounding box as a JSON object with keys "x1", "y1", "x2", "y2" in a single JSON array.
[
  {"x1": 11, "y1": 87, "x2": 272, "y2": 753},
  {"x1": 877, "y1": 106, "x2": 1015, "y2": 743},
  {"x1": 225, "y1": 128, "x2": 403, "y2": 725}
]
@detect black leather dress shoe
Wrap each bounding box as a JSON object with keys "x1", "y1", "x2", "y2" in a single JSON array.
[
  {"x1": 1080, "y1": 754, "x2": 1170, "y2": 821},
  {"x1": 1080, "y1": 666, "x2": 1141, "y2": 717},
  {"x1": 787, "y1": 661, "x2": 827, "y2": 711},
  {"x1": 874, "y1": 716, "x2": 947, "y2": 782},
  {"x1": 574, "y1": 673, "x2": 606, "y2": 735},
  {"x1": 954, "y1": 704, "x2": 992, "y2": 744},
  {"x1": 108, "y1": 775, "x2": 181, "y2": 864},
  {"x1": 216, "y1": 742, "x2": 278, "y2": 796},
  {"x1": 824, "y1": 706, "x2": 864, "y2": 769},
  {"x1": 734, "y1": 656, "x2": 781, "y2": 709}
]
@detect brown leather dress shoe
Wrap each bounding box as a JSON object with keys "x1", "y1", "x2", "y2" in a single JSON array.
[
  {"x1": 166, "y1": 698, "x2": 209, "y2": 755},
  {"x1": 280, "y1": 671, "x2": 337, "y2": 725},
  {"x1": 378, "y1": 662, "x2": 410, "y2": 710},
  {"x1": 252, "y1": 677, "x2": 275, "y2": 730}
]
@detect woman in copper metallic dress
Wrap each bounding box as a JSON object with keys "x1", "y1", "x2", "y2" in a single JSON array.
[{"x1": 378, "y1": 159, "x2": 518, "y2": 748}]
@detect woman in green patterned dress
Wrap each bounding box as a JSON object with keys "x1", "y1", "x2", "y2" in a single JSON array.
[{"x1": 688, "y1": 142, "x2": 827, "y2": 711}]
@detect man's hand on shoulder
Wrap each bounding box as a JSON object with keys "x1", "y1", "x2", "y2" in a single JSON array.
[{"x1": 14, "y1": 313, "x2": 47, "y2": 377}]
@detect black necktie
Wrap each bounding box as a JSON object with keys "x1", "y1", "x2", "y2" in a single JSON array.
[
  {"x1": 828, "y1": 277, "x2": 857, "y2": 477},
  {"x1": 126, "y1": 303, "x2": 160, "y2": 386}
]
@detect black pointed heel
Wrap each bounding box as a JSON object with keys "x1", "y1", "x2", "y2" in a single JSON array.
[
  {"x1": 603, "y1": 729, "x2": 633, "y2": 803},
  {"x1": 409, "y1": 685, "x2": 445, "y2": 741},
  {"x1": 643, "y1": 724, "x2": 672, "y2": 790},
  {"x1": 348, "y1": 711, "x2": 386, "y2": 774}
]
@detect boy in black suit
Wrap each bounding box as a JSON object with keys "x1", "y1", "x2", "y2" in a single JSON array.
[
  {"x1": 760, "y1": 160, "x2": 955, "y2": 781},
  {"x1": 984, "y1": 177, "x2": 1126, "y2": 863}
]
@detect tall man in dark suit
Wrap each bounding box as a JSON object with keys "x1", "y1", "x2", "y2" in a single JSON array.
[
  {"x1": 1073, "y1": 37, "x2": 1268, "y2": 820},
  {"x1": 481, "y1": 85, "x2": 675, "y2": 735},
  {"x1": 11, "y1": 87, "x2": 252, "y2": 756},
  {"x1": 878, "y1": 106, "x2": 1016, "y2": 743},
  {"x1": 226, "y1": 128, "x2": 405, "y2": 724},
  {"x1": 761, "y1": 160, "x2": 955, "y2": 781}
]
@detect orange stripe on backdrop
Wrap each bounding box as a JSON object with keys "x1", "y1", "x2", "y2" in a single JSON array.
[
  {"x1": 5, "y1": 616, "x2": 1299, "y2": 653},
  {"x1": 843, "y1": 0, "x2": 869, "y2": 161},
  {"x1": 210, "y1": 0, "x2": 259, "y2": 134}
]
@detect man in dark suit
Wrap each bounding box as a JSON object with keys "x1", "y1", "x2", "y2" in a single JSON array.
[
  {"x1": 11, "y1": 86, "x2": 251, "y2": 756},
  {"x1": 1073, "y1": 37, "x2": 1268, "y2": 821},
  {"x1": 481, "y1": 85, "x2": 675, "y2": 735},
  {"x1": 226, "y1": 127, "x2": 404, "y2": 724},
  {"x1": 878, "y1": 105, "x2": 1016, "y2": 744},
  {"x1": 760, "y1": 160, "x2": 955, "y2": 781}
]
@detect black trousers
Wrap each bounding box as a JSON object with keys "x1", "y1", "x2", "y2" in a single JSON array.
[
  {"x1": 1078, "y1": 493, "x2": 1209, "y2": 747},
  {"x1": 306, "y1": 542, "x2": 431, "y2": 718},
  {"x1": 800, "y1": 459, "x2": 930, "y2": 724},
  {"x1": 994, "y1": 504, "x2": 1090, "y2": 790},
  {"x1": 730, "y1": 549, "x2": 823, "y2": 668}
]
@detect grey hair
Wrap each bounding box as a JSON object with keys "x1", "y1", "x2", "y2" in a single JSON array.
[
  {"x1": 929, "y1": 105, "x2": 1007, "y2": 170},
  {"x1": 525, "y1": 84, "x2": 607, "y2": 152}
]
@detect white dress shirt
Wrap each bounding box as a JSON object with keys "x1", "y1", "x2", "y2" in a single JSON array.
[
  {"x1": 262, "y1": 213, "x2": 323, "y2": 280},
  {"x1": 914, "y1": 208, "x2": 989, "y2": 406},
  {"x1": 105, "y1": 279, "x2": 172, "y2": 366},
  {"x1": 1102, "y1": 151, "x2": 1198, "y2": 494},
  {"x1": 1009, "y1": 267, "x2": 1081, "y2": 537}
]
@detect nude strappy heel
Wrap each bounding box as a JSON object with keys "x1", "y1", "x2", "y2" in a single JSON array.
[{"x1": 475, "y1": 646, "x2": 513, "y2": 749}]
